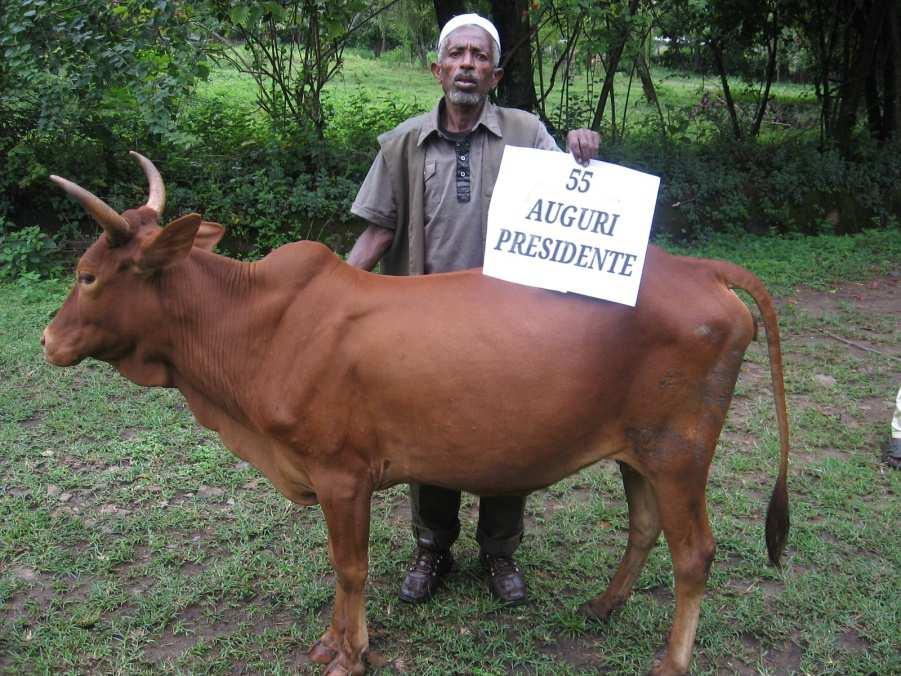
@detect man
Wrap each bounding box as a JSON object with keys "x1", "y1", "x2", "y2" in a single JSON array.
[
  {"x1": 887, "y1": 386, "x2": 901, "y2": 469},
  {"x1": 347, "y1": 13, "x2": 600, "y2": 606}
]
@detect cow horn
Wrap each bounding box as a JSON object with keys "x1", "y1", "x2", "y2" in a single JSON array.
[
  {"x1": 49, "y1": 175, "x2": 133, "y2": 244},
  {"x1": 129, "y1": 151, "x2": 165, "y2": 215}
]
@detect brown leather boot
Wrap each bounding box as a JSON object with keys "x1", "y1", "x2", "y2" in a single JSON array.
[
  {"x1": 481, "y1": 553, "x2": 527, "y2": 605},
  {"x1": 399, "y1": 547, "x2": 453, "y2": 603}
]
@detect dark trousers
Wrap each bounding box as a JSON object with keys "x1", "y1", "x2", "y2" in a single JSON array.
[{"x1": 409, "y1": 483, "x2": 525, "y2": 557}]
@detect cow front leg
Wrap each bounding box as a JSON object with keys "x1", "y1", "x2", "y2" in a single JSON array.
[
  {"x1": 314, "y1": 480, "x2": 372, "y2": 676},
  {"x1": 583, "y1": 461, "x2": 661, "y2": 620},
  {"x1": 649, "y1": 478, "x2": 715, "y2": 676},
  {"x1": 308, "y1": 575, "x2": 341, "y2": 665}
]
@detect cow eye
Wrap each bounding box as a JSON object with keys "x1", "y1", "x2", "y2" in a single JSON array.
[{"x1": 78, "y1": 273, "x2": 96, "y2": 285}]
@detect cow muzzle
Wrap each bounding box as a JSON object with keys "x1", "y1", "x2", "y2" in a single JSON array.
[{"x1": 41, "y1": 328, "x2": 83, "y2": 366}]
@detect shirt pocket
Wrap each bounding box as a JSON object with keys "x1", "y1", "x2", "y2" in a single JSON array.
[{"x1": 423, "y1": 160, "x2": 437, "y2": 183}]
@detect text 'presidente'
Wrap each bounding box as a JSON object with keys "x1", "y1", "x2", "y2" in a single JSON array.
[{"x1": 493, "y1": 198, "x2": 637, "y2": 277}]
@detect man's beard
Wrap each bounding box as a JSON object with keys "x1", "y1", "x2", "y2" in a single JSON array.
[{"x1": 446, "y1": 89, "x2": 486, "y2": 106}]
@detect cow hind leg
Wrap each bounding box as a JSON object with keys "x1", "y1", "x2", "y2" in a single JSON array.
[
  {"x1": 649, "y1": 476, "x2": 716, "y2": 676},
  {"x1": 583, "y1": 461, "x2": 661, "y2": 620}
]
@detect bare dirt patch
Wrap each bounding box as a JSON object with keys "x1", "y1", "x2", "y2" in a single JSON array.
[
  {"x1": 838, "y1": 628, "x2": 871, "y2": 653},
  {"x1": 787, "y1": 274, "x2": 900, "y2": 322},
  {"x1": 765, "y1": 638, "x2": 804, "y2": 672},
  {"x1": 540, "y1": 636, "x2": 610, "y2": 671},
  {"x1": 784, "y1": 274, "x2": 901, "y2": 358},
  {"x1": 140, "y1": 600, "x2": 298, "y2": 666}
]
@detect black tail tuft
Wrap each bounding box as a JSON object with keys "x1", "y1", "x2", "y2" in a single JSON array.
[{"x1": 765, "y1": 475, "x2": 789, "y2": 565}]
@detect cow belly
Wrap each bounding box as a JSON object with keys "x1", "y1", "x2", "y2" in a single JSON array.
[
  {"x1": 404, "y1": 435, "x2": 619, "y2": 496},
  {"x1": 359, "y1": 306, "x2": 746, "y2": 496},
  {"x1": 375, "y1": 384, "x2": 629, "y2": 495}
]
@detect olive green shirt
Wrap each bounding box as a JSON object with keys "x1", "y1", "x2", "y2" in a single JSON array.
[{"x1": 351, "y1": 99, "x2": 559, "y2": 275}]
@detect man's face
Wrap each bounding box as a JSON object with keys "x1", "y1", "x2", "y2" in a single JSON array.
[{"x1": 431, "y1": 25, "x2": 503, "y2": 107}]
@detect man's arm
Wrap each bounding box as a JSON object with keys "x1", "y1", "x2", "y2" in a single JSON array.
[{"x1": 346, "y1": 224, "x2": 394, "y2": 271}]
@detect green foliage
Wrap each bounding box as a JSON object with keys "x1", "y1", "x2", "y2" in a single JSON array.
[
  {"x1": 7, "y1": 45, "x2": 900, "y2": 262},
  {"x1": 205, "y1": 0, "x2": 399, "y2": 135},
  {"x1": 163, "y1": 91, "x2": 420, "y2": 256},
  {"x1": 41, "y1": 91, "x2": 422, "y2": 259},
  {"x1": 0, "y1": 0, "x2": 212, "y2": 232},
  {"x1": 603, "y1": 133, "x2": 901, "y2": 240},
  {"x1": 177, "y1": 91, "x2": 421, "y2": 255},
  {"x1": 0, "y1": 0, "x2": 211, "y2": 143},
  {"x1": 0, "y1": 226, "x2": 60, "y2": 281},
  {"x1": 325, "y1": 91, "x2": 424, "y2": 165},
  {"x1": 1, "y1": 0, "x2": 897, "y2": 260}
]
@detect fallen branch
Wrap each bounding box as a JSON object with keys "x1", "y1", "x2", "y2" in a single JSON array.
[{"x1": 818, "y1": 329, "x2": 901, "y2": 361}]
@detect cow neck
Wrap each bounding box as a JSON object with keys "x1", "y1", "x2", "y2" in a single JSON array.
[
  {"x1": 161, "y1": 243, "x2": 338, "y2": 427},
  {"x1": 153, "y1": 250, "x2": 256, "y2": 423}
]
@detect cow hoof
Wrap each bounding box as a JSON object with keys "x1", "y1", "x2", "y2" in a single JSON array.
[
  {"x1": 309, "y1": 640, "x2": 338, "y2": 664},
  {"x1": 325, "y1": 655, "x2": 365, "y2": 676},
  {"x1": 580, "y1": 596, "x2": 622, "y2": 622},
  {"x1": 648, "y1": 657, "x2": 689, "y2": 676}
]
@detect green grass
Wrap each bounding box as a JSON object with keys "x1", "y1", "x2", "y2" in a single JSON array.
[
  {"x1": 660, "y1": 227, "x2": 901, "y2": 295},
  {"x1": 196, "y1": 47, "x2": 820, "y2": 138},
  {"x1": 198, "y1": 49, "x2": 440, "y2": 111},
  {"x1": 1, "y1": 230, "x2": 899, "y2": 673}
]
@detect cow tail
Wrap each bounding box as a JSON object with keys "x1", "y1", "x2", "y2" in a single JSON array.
[{"x1": 712, "y1": 260, "x2": 791, "y2": 566}]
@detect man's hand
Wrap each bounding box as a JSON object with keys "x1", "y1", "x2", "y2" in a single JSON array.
[{"x1": 566, "y1": 128, "x2": 600, "y2": 166}]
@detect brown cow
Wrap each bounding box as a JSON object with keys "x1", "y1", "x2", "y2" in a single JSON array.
[{"x1": 42, "y1": 153, "x2": 790, "y2": 676}]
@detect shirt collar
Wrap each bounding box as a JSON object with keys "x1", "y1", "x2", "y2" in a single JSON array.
[{"x1": 417, "y1": 98, "x2": 503, "y2": 146}]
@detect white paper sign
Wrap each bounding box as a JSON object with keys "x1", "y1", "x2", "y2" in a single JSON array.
[{"x1": 483, "y1": 146, "x2": 660, "y2": 306}]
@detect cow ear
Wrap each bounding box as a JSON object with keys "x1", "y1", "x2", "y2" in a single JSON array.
[
  {"x1": 138, "y1": 213, "x2": 202, "y2": 271},
  {"x1": 194, "y1": 221, "x2": 225, "y2": 252}
]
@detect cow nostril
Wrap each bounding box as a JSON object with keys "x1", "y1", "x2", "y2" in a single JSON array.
[{"x1": 40, "y1": 332, "x2": 46, "y2": 347}]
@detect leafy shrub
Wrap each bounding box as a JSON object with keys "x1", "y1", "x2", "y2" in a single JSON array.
[
  {"x1": 603, "y1": 134, "x2": 901, "y2": 241},
  {"x1": 0, "y1": 225, "x2": 60, "y2": 280},
  {"x1": 4, "y1": 90, "x2": 429, "y2": 261},
  {"x1": 325, "y1": 91, "x2": 425, "y2": 167},
  {"x1": 6, "y1": 57, "x2": 898, "y2": 262}
]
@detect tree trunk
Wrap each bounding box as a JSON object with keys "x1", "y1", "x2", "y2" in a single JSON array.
[
  {"x1": 709, "y1": 39, "x2": 743, "y2": 140},
  {"x1": 491, "y1": 0, "x2": 537, "y2": 111},
  {"x1": 751, "y1": 8, "x2": 779, "y2": 137},
  {"x1": 433, "y1": 0, "x2": 466, "y2": 30},
  {"x1": 590, "y1": 0, "x2": 641, "y2": 130},
  {"x1": 416, "y1": 35, "x2": 429, "y2": 70},
  {"x1": 835, "y1": 0, "x2": 889, "y2": 152},
  {"x1": 864, "y1": 33, "x2": 885, "y2": 139},
  {"x1": 887, "y1": 2, "x2": 900, "y2": 139},
  {"x1": 819, "y1": 4, "x2": 840, "y2": 141},
  {"x1": 374, "y1": 24, "x2": 386, "y2": 58},
  {"x1": 636, "y1": 53, "x2": 666, "y2": 133}
]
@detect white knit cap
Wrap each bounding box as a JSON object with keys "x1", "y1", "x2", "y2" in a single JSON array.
[{"x1": 437, "y1": 13, "x2": 501, "y2": 56}]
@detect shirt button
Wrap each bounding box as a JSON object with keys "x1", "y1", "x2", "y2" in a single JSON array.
[{"x1": 460, "y1": 155, "x2": 467, "y2": 160}]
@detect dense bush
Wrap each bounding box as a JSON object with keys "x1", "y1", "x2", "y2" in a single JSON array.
[
  {"x1": 0, "y1": 0, "x2": 210, "y2": 223},
  {"x1": 3, "y1": 91, "x2": 424, "y2": 267},
  {"x1": 602, "y1": 134, "x2": 901, "y2": 241},
  {"x1": 0, "y1": 225, "x2": 62, "y2": 280},
  {"x1": 159, "y1": 91, "x2": 422, "y2": 257},
  {"x1": 3, "y1": 65, "x2": 899, "y2": 279}
]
